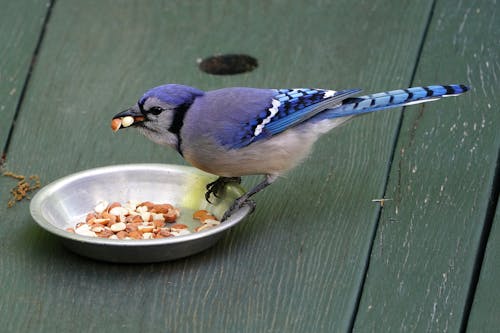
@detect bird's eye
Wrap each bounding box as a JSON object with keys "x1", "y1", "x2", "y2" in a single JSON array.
[{"x1": 148, "y1": 106, "x2": 163, "y2": 115}]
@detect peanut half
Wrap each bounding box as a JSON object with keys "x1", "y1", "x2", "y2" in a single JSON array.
[
  {"x1": 110, "y1": 119, "x2": 122, "y2": 132},
  {"x1": 121, "y1": 116, "x2": 134, "y2": 127}
]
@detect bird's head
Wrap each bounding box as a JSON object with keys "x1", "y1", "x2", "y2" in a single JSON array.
[{"x1": 112, "y1": 84, "x2": 204, "y2": 150}]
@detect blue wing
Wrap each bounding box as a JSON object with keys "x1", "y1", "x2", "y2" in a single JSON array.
[
  {"x1": 229, "y1": 88, "x2": 361, "y2": 149},
  {"x1": 211, "y1": 84, "x2": 468, "y2": 149}
]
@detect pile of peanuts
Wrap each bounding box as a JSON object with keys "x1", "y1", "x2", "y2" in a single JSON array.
[{"x1": 67, "y1": 200, "x2": 220, "y2": 240}]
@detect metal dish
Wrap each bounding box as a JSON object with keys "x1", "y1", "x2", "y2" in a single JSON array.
[{"x1": 30, "y1": 164, "x2": 251, "y2": 263}]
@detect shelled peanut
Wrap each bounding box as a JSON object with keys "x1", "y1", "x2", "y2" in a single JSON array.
[
  {"x1": 67, "y1": 201, "x2": 220, "y2": 240},
  {"x1": 193, "y1": 210, "x2": 221, "y2": 232}
]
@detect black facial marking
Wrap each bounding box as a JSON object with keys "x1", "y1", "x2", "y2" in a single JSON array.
[
  {"x1": 138, "y1": 101, "x2": 146, "y2": 115},
  {"x1": 168, "y1": 103, "x2": 190, "y2": 156},
  {"x1": 169, "y1": 104, "x2": 189, "y2": 135}
]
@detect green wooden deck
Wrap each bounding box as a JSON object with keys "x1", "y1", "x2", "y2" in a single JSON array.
[{"x1": 1, "y1": 0, "x2": 498, "y2": 332}]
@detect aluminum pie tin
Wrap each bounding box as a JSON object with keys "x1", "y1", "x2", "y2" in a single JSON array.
[{"x1": 30, "y1": 164, "x2": 251, "y2": 263}]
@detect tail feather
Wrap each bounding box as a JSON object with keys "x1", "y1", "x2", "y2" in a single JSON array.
[{"x1": 324, "y1": 84, "x2": 469, "y2": 119}]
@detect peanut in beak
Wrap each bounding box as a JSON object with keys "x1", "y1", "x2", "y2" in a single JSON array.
[
  {"x1": 110, "y1": 118, "x2": 122, "y2": 132},
  {"x1": 110, "y1": 116, "x2": 145, "y2": 132}
]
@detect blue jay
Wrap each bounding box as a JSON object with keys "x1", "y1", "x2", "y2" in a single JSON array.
[{"x1": 112, "y1": 84, "x2": 468, "y2": 219}]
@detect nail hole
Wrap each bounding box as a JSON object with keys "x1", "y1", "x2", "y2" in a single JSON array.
[{"x1": 198, "y1": 54, "x2": 258, "y2": 75}]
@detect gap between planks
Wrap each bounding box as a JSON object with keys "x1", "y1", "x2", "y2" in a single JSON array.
[
  {"x1": 1, "y1": 0, "x2": 56, "y2": 168},
  {"x1": 459, "y1": 148, "x2": 500, "y2": 333},
  {"x1": 347, "y1": 0, "x2": 438, "y2": 331}
]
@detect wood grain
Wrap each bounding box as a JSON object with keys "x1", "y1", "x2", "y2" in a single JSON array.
[
  {"x1": 1, "y1": 0, "x2": 481, "y2": 332},
  {"x1": 467, "y1": 200, "x2": 500, "y2": 332},
  {"x1": 0, "y1": 0, "x2": 49, "y2": 150},
  {"x1": 354, "y1": 0, "x2": 500, "y2": 331}
]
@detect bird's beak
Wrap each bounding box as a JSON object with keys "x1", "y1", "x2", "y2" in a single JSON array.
[{"x1": 111, "y1": 106, "x2": 145, "y2": 132}]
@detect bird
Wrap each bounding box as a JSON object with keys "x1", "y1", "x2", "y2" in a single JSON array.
[{"x1": 112, "y1": 83, "x2": 469, "y2": 220}]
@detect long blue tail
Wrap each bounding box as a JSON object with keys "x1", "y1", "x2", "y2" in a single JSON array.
[{"x1": 324, "y1": 84, "x2": 469, "y2": 119}]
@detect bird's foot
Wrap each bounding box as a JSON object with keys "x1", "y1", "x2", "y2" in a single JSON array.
[
  {"x1": 222, "y1": 196, "x2": 256, "y2": 221},
  {"x1": 205, "y1": 177, "x2": 242, "y2": 203}
]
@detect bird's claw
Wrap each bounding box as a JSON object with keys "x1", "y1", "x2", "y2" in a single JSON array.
[
  {"x1": 205, "y1": 177, "x2": 241, "y2": 203},
  {"x1": 221, "y1": 197, "x2": 256, "y2": 221}
]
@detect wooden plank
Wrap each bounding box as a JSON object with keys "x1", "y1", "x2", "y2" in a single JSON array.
[
  {"x1": 467, "y1": 200, "x2": 500, "y2": 332},
  {"x1": 0, "y1": 1, "x2": 437, "y2": 332},
  {"x1": 0, "y1": 0, "x2": 49, "y2": 151},
  {"x1": 354, "y1": 0, "x2": 500, "y2": 331}
]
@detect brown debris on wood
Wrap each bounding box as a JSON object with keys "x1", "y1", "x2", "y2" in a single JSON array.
[{"x1": 2, "y1": 171, "x2": 41, "y2": 207}]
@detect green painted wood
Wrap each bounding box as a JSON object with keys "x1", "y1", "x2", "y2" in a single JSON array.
[
  {"x1": 0, "y1": 0, "x2": 448, "y2": 332},
  {"x1": 0, "y1": 0, "x2": 49, "y2": 150},
  {"x1": 467, "y1": 201, "x2": 500, "y2": 332},
  {"x1": 354, "y1": 0, "x2": 500, "y2": 332}
]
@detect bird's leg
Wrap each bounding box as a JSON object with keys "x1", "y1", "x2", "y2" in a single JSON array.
[
  {"x1": 222, "y1": 174, "x2": 277, "y2": 221},
  {"x1": 205, "y1": 176, "x2": 242, "y2": 203}
]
